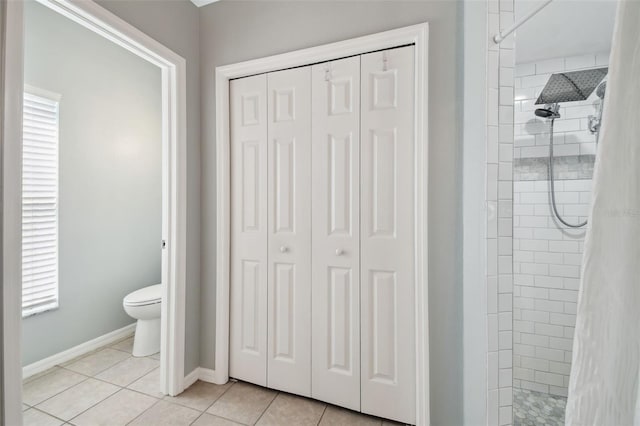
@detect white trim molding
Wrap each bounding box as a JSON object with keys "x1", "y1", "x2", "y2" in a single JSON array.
[
  {"x1": 22, "y1": 323, "x2": 136, "y2": 380},
  {"x1": 197, "y1": 368, "x2": 219, "y2": 384},
  {"x1": 2, "y1": 1, "x2": 26, "y2": 424},
  {"x1": 3, "y1": 0, "x2": 189, "y2": 406},
  {"x1": 183, "y1": 367, "x2": 219, "y2": 388},
  {"x1": 184, "y1": 367, "x2": 201, "y2": 389},
  {"x1": 190, "y1": 0, "x2": 220, "y2": 7},
  {"x1": 214, "y1": 23, "x2": 430, "y2": 425},
  {"x1": 23, "y1": 84, "x2": 62, "y2": 102}
]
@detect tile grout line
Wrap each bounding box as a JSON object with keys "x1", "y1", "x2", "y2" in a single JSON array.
[
  {"x1": 197, "y1": 380, "x2": 237, "y2": 414},
  {"x1": 162, "y1": 380, "x2": 233, "y2": 412},
  {"x1": 56, "y1": 358, "x2": 128, "y2": 379},
  {"x1": 24, "y1": 362, "x2": 86, "y2": 385},
  {"x1": 27, "y1": 346, "x2": 390, "y2": 425},
  {"x1": 64, "y1": 355, "x2": 156, "y2": 424},
  {"x1": 66, "y1": 363, "x2": 159, "y2": 391},
  {"x1": 126, "y1": 385, "x2": 164, "y2": 400},
  {"x1": 61, "y1": 353, "x2": 133, "y2": 379},
  {"x1": 125, "y1": 368, "x2": 238, "y2": 424},
  {"x1": 316, "y1": 404, "x2": 328, "y2": 425},
  {"x1": 124, "y1": 397, "x2": 164, "y2": 426},
  {"x1": 183, "y1": 385, "x2": 244, "y2": 426},
  {"x1": 23, "y1": 367, "x2": 61, "y2": 386},
  {"x1": 26, "y1": 349, "x2": 158, "y2": 422},
  {"x1": 55, "y1": 335, "x2": 134, "y2": 370},
  {"x1": 251, "y1": 390, "x2": 280, "y2": 426},
  {"x1": 27, "y1": 375, "x2": 91, "y2": 409},
  {"x1": 66, "y1": 386, "x2": 126, "y2": 424},
  {"x1": 27, "y1": 405, "x2": 69, "y2": 424},
  {"x1": 61, "y1": 352, "x2": 159, "y2": 388},
  {"x1": 188, "y1": 410, "x2": 207, "y2": 426},
  {"x1": 205, "y1": 411, "x2": 250, "y2": 426}
]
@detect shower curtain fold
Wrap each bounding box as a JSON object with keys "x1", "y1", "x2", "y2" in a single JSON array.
[{"x1": 565, "y1": 1, "x2": 640, "y2": 425}]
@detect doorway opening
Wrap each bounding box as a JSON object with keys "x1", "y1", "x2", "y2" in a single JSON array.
[{"x1": 2, "y1": 0, "x2": 187, "y2": 423}]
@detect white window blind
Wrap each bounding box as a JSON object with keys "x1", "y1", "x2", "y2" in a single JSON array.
[{"x1": 22, "y1": 88, "x2": 60, "y2": 317}]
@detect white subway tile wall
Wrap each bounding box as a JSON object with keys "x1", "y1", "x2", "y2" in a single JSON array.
[
  {"x1": 509, "y1": 51, "x2": 608, "y2": 400},
  {"x1": 512, "y1": 179, "x2": 592, "y2": 396},
  {"x1": 513, "y1": 53, "x2": 609, "y2": 160},
  {"x1": 487, "y1": 1, "x2": 514, "y2": 424}
]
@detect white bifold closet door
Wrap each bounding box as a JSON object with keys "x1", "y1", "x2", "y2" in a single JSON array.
[
  {"x1": 360, "y1": 45, "x2": 416, "y2": 424},
  {"x1": 311, "y1": 55, "x2": 362, "y2": 411},
  {"x1": 229, "y1": 74, "x2": 269, "y2": 386},
  {"x1": 229, "y1": 45, "x2": 415, "y2": 425},
  {"x1": 266, "y1": 67, "x2": 312, "y2": 396}
]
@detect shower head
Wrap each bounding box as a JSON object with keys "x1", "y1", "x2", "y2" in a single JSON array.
[
  {"x1": 535, "y1": 108, "x2": 560, "y2": 119},
  {"x1": 596, "y1": 81, "x2": 606, "y2": 99},
  {"x1": 536, "y1": 67, "x2": 608, "y2": 105},
  {"x1": 534, "y1": 103, "x2": 561, "y2": 119}
]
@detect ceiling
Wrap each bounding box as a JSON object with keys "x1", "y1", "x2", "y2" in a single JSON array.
[
  {"x1": 189, "y1": 0, "x2": 615, "y2": 62},
  {"x1": 514, "y1": 0, "x2": 617, "y2": 64}
]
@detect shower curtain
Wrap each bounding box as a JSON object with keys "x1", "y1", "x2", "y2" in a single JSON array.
[{"x1": 565, "y1": 1, "x2": 640, "y2": 425}]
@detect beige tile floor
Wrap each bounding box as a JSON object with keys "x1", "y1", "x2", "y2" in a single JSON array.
[{"x1": 22, "y1": 336, "x2": 406, "y2": 426}]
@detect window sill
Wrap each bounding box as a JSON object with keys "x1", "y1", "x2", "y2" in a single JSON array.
[{"x1": 22, "y1": 303, "x2": 59, "y2": 319}]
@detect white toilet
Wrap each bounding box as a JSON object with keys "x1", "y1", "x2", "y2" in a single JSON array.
[{"x1": 123, "y1": 284, "x2": 162, "y2": 357}]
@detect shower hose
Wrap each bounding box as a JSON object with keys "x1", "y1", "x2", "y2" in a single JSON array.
[{"x1": 547, "y1": 118, "x2": 587, "y2": 228}]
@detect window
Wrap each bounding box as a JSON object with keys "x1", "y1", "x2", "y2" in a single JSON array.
[{"x1": 22, "y1": 87, "x2": 60, "y2": 317}]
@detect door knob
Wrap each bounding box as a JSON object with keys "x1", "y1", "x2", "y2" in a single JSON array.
[
  {"x1": 335, "y1": 248, "x2": 344, "y2": 256},
  {"x1": 280, "y1": 246, "x2": 288, "y2": 253}
]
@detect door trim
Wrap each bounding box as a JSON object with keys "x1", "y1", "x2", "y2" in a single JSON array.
[
  {"x1": 2, "y1": 2, "x2": 188, "y2": 420},
  {"x1": 2, "y1": 2, "x2": 25, "y2": 423},
  {"x1": 214, "y1": 23, "x2": 430, "y2": 425}
]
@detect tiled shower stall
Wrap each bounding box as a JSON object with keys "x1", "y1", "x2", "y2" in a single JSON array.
[
  {"x1": 512, "y1": 52, "x2": 608, "y2": 397},
  {"x1": 483, "y1": 2, "x2": 609, "y2": 421},
  {"x1": 486, "y1": 1, "x2": 515, "y2": 424}
]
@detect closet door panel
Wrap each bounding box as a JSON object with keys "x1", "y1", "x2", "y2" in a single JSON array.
[
  {"x1": 360, "y1": 46, "x2": 416, "y2": 424},
  {"x1": 267, "y1": 67, "x2": 312, "y2": 396},
  {"x1": 311, "y1": 56, "x2": 361, "y2": 411},
  {"x1": 230, "y1": 74, "x2": 269, "y2": 386}
]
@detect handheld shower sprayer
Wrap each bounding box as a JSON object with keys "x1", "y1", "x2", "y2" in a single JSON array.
[
  {"x1": 534, "y1": 103, "x2": 561, "y2": 119},
  {"x1": 588, "y1": 81, "x2": 607, "y2": 135}
]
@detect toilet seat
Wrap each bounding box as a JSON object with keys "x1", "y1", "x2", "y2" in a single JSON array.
[{"x1": 123, "y1": 284, "x2": 161, "y2": 307}]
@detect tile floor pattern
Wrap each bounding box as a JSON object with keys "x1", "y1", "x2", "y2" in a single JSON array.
[
  {"x1": 513, "y1": 388, "x2": 566, "y2": 426},
  {"x1": 23, "y1": 336, "x2": 406, "y2": 426}
]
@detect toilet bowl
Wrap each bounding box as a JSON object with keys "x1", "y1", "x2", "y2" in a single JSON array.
[{"x1": 123, "y1": 284, "x2": 162, "y2": 357}]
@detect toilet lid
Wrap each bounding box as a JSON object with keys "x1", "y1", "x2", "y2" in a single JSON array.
[{"x1": 124, "y1": 284, "x2": 162, "y2": 306}]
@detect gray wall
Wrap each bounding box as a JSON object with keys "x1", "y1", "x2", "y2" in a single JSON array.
[
  {"x1": 198, "y1": 2, "x2": 463, "y2": 424},
  {"x1": 23, "y1": 2, "x2": 161, "y2": 365},
  {"x1": 95, "y1": 0, "x2": 201, "y2": 374},
  {"x1": 462, "y1": 1, "x2": 489, "y2": 424}
]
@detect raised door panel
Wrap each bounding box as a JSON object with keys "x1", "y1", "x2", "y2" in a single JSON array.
[
  {"x1": 267, "y1": 67, "x2": 312, "y2": 396},
  {"x1": 311, "y1": 56, "x2": 361, "y2": 411},
  {"x1": 360, "y1": 46, "x2": 416, "y2": 424},
  {"x1": 230, "y1": 74, "x2": 268, "y2": 386},
  {"x1": 327, "y1": 267, "x2": 355, "y2": 374}
]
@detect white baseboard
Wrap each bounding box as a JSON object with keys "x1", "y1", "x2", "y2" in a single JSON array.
[
  {"x1": 183, "y1": 367, "x2": 200, "y2": 389},
  {"x1": 23, "y1": 323, "x2": 136, "y2": 379},
  {"x1": 198, "y1": 367, "x2": 218, "y2": 384},
  {"x1": 183, "y1": 367, "x2": 227, "y2": 388}
]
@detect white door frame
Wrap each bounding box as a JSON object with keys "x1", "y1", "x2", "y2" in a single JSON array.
[
  {"x1": 214, "y1": 23, "x2": 430, "y2": 425},
  {"x1": 2, "y1": 0, "x2": 187, "y2": 421}
]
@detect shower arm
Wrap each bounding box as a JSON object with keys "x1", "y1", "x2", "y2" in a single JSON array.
[{"x1": 493, "y1": 0, "x2": 554, "y2": 44}]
